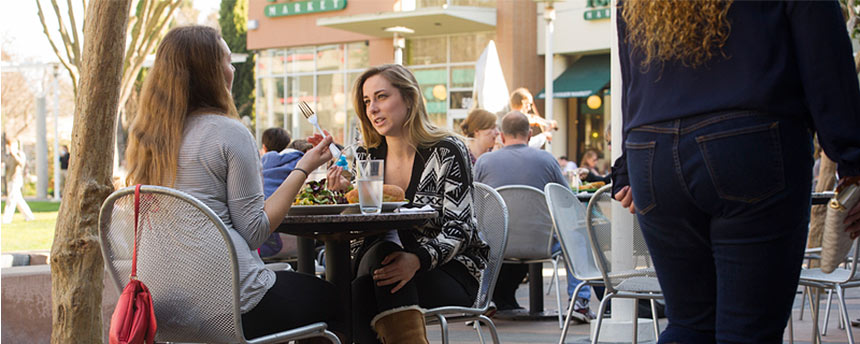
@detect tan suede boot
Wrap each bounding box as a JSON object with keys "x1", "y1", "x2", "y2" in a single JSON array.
[{"x1": 370, "y1": 305, "x2": 429, "y2": 344}]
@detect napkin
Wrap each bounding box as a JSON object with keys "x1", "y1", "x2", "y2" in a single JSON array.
[{"x1": 397, "y1": 205, "x2": 434, "y2": 213}]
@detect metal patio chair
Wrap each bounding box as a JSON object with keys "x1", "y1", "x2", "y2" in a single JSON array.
[
  {"x1": 425, "y1": 182, "x2": 509, "y2": 344},
  {"x1": 586, "y1": 184, "x2": 662, "y2": 344},
  {"x1": 496, "y1": 184, "x2": 565, "y2": 327},
  {"x1": 98, "y1": 185, "x2": 340, "y2": 344},
  {"x1": 544, "y1": 183, "x2": 607, "y2": 344}
]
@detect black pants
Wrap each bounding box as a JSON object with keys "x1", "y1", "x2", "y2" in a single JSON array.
[
  {"x1": 241, "y1": 270, "x2": 345, "y2": 339},
  {"x1": 352, "y1": 241, "x2": 478, "y2": 344},
  {"x1": 492, "y1": 263, "x2": 529, "y2": 310}
]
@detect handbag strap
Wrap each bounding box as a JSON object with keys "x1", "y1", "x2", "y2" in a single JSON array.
[{"x1": 131, "y1": 184, "x2": 141, "y2": 279}]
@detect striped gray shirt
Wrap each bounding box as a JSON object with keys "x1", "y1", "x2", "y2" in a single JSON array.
[{"x1": 174, "y1": 114, "x2": 275, "y2": 313}]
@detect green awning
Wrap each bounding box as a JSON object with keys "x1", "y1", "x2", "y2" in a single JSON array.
[{"x1": 537, "y1": 54, "x2": 609, "y2": 99}]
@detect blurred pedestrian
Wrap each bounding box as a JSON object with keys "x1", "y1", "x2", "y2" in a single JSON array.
[
  {"x1": 510, "y1": 88, "x2": 556, "y2": 149},
  {"x1": 59, "y1": 144, "x2": 70, "y2": 196},
  {"x1": 3, "y1": 138, "x2": 34, "y2": 223}
]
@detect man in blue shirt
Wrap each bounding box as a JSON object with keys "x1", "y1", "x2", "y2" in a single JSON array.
[{"x1": 475, "y1": 111, "x2": 594, "y2": 321}]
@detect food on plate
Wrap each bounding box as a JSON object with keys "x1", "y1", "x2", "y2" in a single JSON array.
[
  {"x1": 293, "y1": 179, "x2": 349, "y2": 205},
  {"x1": 579, "y1": 181, "x2": 606, "y2": 190},
  {"x1": 345, "y1": 184, "x2": 406, "y2": 204}
]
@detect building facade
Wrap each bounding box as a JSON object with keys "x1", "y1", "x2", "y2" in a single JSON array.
[{"x1": 248, "y1": 0, "x2": 544, "y2": 149}]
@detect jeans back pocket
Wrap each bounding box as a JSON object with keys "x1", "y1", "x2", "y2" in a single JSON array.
[
  {"x1": 696, "y1": 122, "x2": 785, "y2": 203},
  {"x1": 625, "y1": 141, "x2": 657, "y2": 215}
]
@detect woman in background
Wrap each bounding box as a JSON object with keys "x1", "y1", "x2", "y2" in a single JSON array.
[
  {"x1": 124, "y1": 25, "x2": 343, "y2": 340},
  {"x1": 460, "y1": 108, "x2": 499, "y2": 164}
]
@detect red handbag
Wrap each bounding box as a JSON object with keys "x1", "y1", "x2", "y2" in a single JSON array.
[{"x1": 109, "y1": 185, "x2": 157, "y2": 344}]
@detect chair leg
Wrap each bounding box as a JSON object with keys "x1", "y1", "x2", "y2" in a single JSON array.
[
  {"x1": 834, "y1": 285, "x2": 855, "y2": 344},
  {"x1": 322, "y1": 329, "x2": 342, "y2": 344},
  {"x1": 548, "y1": 257, "x2": 559, "y2": 295},
  {"x1": 591, "y1": 294, "x2": 613, "y2": 344},
  {"x1": 650, "y1": 298, "x2": 659, "y2": 341},
  {"x1": 823, "y1": 289, "x2": 832, "y2": 335},
  {"x1": 810, "y1": 287, "x2": 822, "y2": 344},
  {"x1": 554, "y1": 260, "x2": 563, "y2": 328},
  {"x1": 559, "y1": 282, "x2": 586, "y2": 344},
  {"x1": 435, "y1": 314, "x2": 450, "y2": 344},
  {"x1": 473, "y1": 320, "x2": 486, "y2": 344},
  {"x1": 632, "y1": 299, "x2": 639, "y2": 344},
  {"x1": 788, "y1": 312, "x2": 794, "y2": 344},
  {"x1": 799, "y1": 286, "x2": 807, "y2": 320},
  {"x1": 477, "y1": 315, "x2": 501, "y2": 344}
]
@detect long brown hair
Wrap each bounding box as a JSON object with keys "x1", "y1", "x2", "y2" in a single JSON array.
[
  {"x1": 353, "y1": 64, "x2": 454, "y2": 149},
  {"x1": 125, "y1": 25, "x2": 237, "y2": 186},
  {"x1": 621, "y1": 0, "x2": 733, "y2": 69}
]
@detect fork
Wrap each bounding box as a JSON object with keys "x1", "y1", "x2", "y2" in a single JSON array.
[{"x1": 298, "y1": 101, "x2": 341, "y2": 158}]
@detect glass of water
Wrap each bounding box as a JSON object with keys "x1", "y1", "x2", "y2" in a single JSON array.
[{"x1": 356, "y1": 159, "x2": 384, "y2": 214}]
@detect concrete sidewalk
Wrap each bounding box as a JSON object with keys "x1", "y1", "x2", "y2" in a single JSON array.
[{"x1": 427, "y1": 262, "x2": 858, "y2": 344}]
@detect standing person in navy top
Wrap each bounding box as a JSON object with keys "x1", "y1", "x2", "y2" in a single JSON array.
[{"x1": 613, "y1": 1, "x2": 860, "y2": 343}]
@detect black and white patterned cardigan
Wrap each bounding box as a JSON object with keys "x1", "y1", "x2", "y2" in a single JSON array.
[{"x1": 354, "y1": 136, "x2": 490, "y2": 282}]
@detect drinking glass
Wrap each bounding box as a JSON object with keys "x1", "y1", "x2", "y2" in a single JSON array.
[{"x1": 356, "y1": 159, "x2": 384, "y2": 214}]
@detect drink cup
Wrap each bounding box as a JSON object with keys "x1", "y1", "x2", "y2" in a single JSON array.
[{"x1": 356, "y1": 159, "x2": 384, "y2": 214}]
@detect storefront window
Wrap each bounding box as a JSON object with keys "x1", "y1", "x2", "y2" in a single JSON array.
[
  {"x1": 450, "y1": 32, "x2": 494, "y2": 63},
  {"x1": 406, "y1": 32, "x2": 494, "y2": 128},
  {"x1": 406, "y1": 36, "x2": 447, "y2": 66},
  {"x1": 255, "y1": 43, "x2": 370, "y2": 148}
]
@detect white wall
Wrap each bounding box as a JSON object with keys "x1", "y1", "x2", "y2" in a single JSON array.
[{"x1": 537, "y1": 1, "x2": 612, "y2": 56}]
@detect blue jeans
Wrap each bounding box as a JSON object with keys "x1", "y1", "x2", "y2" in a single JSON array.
[
  {"x1": 625, "y1": 111, "x2": 812, "y2": 344},
  {"x1": 551, "y1": 241, "x2": 590, "y2": 300}
]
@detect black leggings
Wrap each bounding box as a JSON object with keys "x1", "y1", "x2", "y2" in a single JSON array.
[
  {"x1": 352, "y1": 241, "x2": 478, "y2": 344},
  {"x1": 242, "y1": 270, "x2": 345, "y2": 339}
]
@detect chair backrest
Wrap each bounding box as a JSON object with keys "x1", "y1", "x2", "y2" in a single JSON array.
[
  {"x1": 471, "y1": 182, "x2": 510, "y2": 310},
  {"x1": 544, "y1": 183, "x2": 602, "y2": 281},
  {"x1": 585, "y1": 184, "x2": 657, "y2": 293},
  {"x1": 496, "y1": 185, "x2": 554, "y2": 259},
  {"x1": 99, "y1": 185, "x2": 245, "y2": 343}
]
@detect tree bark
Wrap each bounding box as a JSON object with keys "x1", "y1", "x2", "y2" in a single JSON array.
[
  {"x1": 807, "y1": 153, "x2": 838, "y2": 265},
  {"x1": 50, "y1": 1, "x2": 131, "y2": 343}
]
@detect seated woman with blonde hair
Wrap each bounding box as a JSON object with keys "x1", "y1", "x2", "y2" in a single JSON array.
[
  {"x1": 124, "y1": 25, "x2": 343, "y2": 340},
  {"x1": 318, "y1": 64, "x2": 489, "y2": 344}
]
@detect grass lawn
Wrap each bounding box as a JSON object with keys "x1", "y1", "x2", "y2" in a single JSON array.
[{"x1": 1, "y1": 201, "x2": 60, "y2": 253}]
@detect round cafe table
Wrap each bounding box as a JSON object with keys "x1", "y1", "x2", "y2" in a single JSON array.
[{"x1": 277, "y1": 210, "x2": 437, "y2": 342}]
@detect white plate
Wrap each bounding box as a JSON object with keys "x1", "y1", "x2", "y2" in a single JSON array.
[
  {"x1": 340, "y1": 201, "x2": 410, "y2": 214},
  {"x1": 383, "y1": 201, "x2": 409, "y2": 212},
  {"x1": 288, "y1": 203, "x2": 358, "y2": 216}
]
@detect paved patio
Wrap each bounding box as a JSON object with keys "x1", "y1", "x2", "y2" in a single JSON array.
[{"x1": 427, "y1": 263, "x2": 859, "y2": 344}]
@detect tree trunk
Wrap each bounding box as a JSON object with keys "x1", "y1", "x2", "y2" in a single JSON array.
[
  {"x1": 807, "y1": 153, "x2": 838, "y2": 266},
  {"x1": 50, "y1": 1, "x2": 131, "y2": 343}
]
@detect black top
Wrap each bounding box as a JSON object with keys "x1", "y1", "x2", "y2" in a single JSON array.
[
  {"x1": 613, "y1": 0, "x2": 860, "y2": 191},
  {"x1": 354, "y1": 136, "x2": 489, "y2": 282}
]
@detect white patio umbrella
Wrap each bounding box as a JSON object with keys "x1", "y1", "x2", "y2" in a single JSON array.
[{"x1": 472, "y1": 40, "x2": 510, "y2": 115}]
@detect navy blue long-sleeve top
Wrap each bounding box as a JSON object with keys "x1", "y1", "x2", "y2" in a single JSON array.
[{"x1": 613, "y1": 0, "x2": 860, "y2": 193}]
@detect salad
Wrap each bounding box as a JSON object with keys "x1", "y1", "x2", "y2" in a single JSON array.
[{"x1": 293, "y1": 179, "x2": 350, "y2": 205}]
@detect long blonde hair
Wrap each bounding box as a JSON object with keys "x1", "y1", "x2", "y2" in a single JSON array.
[
  {"x1": 125, "y1": 26, "x2": 238, "y2": 186},
  {"x1": 621, "y1": 0, "x2": 733, "y2": 69},
  {"x1": 353, "y1": 64, "x2": 455, "y2": 149}
]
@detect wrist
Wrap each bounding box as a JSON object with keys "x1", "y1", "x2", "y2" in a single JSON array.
[{"x1": 292, "y1": 167, "x2": 309, "y2": 178}]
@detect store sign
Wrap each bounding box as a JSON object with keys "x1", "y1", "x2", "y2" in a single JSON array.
[
  {"x1": 265, "y1": 0, "x2": 347, "y2": 18},
  {"x1": 584, "y1": 0, "x2": 610, "y2": 21}
]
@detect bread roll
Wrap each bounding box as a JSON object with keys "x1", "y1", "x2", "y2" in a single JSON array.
[
  {"x1": 382, "y1": 184, "x2": 406, "y2": 202},
  {"x1": 345, "y1": 184, "x2": 406, "y2": 203}
]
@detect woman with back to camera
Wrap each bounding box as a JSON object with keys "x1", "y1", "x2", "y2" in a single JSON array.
[
  {"x1": 317, "y1": 64, "x2": 489, "y2": 344},
  {"x1": 613, "y1": 1, "x2": 860, "y2": 343},
  {"x1": 460, "y1": 108, "x2": 499, "y2": 164},
  {"x1": 124, "y1": 25, "x2": 343, "y2": 341}
]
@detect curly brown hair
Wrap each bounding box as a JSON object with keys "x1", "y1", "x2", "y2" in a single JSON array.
[{"x1": 621, "y1": 0, "x2": 733, "y2": 69}]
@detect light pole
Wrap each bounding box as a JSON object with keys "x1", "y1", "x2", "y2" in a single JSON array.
[
  {"x1": 385, "y1": 26, "x2": 414, "y2": 65},
  {"x1": 543, "y1": 2, "x2": 555, "y2": 152}
]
